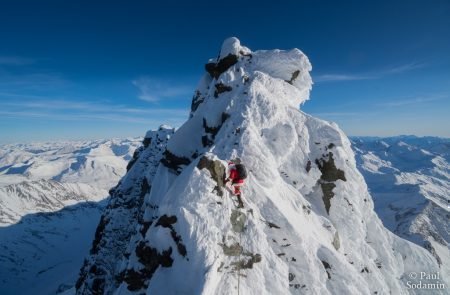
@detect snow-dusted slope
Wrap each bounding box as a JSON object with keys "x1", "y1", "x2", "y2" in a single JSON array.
[
  {"x1": 0, "y1": 200, "x2": 105, "y2": 295},
  {"x1": 77, "y1": 38, "x2": 448, "y2": 295},
  {"x1": 0, "y1": 180, "x2": 107, "y2": 225},
  {"x1": 351, "y1": 136, "x2": 450, "y2": 282},
  {"x1": 0, "y1": 138, "x2": 141, "y2": 189},
  {"x1": 0, "y1": 138, "x2": 142, "y2": 294}
]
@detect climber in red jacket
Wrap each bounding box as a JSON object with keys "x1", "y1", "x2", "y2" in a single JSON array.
[{"x1": 224, "y1": 162, "x2": 247, "y2": 208}]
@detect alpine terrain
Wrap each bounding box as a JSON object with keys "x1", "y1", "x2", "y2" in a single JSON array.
[
  {"x1": 75, "y1": 38, "x2": 448, "y2": 294},
  {"x1": 351, "y1": 136, "x2": 450, "y2": 283},
  {"x1": 0, "y1": 138, "x2": 143, "y2": 294}
]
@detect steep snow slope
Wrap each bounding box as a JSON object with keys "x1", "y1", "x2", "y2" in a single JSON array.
[
  {"x1": 351, "y1": 136, "x2": 450, "y2": 282},
  {"x1": 77, "y1": 38, "x2": 447, "y2": 294}
]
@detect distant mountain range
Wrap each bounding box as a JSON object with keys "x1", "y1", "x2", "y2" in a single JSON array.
[
  {"x1": 0, "y1": 138, "x2": 142, "y2": 294},
  {"x1": 351, "y1": 135, "x2": 450, "y2": 280}
]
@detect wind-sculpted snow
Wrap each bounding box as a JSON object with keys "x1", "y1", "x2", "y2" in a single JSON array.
[
  {"x1": 352, "y1": 136, "x2": 450, "y2": 284},
  {"x1": 77, "y1": 38, "x2": 448, "y2": 294}
]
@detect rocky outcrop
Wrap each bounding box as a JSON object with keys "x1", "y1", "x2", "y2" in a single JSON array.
[
  {"x1": 75, "y1": 127, "x2": 173, "y2": 294},
  {"x1": 205, "y1": 54, "x2": 239, "y2": 79},
  {"x1": 197, "y1": 156, "x2": 226, "y2": 196},
  {"x1": 315, "y1": 151, "x2": 346, "y2": 214}
]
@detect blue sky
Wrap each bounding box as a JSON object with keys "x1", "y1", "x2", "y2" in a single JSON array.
[{"x1": 1, "y1": 0, "x2": 449, "y2": 143}]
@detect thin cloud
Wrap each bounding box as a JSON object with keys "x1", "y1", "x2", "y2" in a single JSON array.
[
  {"x1": 385, "y1": 62, "x2": 427, "y2": 74},
  {"x1": 311, "y1": 112, "x2": 361, "y2": 117},
  {"x1": 314, "y1": 74, "x2": 373, "y2": 82},
  {"x1": 377, "y1": 95, "x2": 446, "y2": 107},
  {"x1": 0, "y1": 56, "x2": 36, "y2": 66},
  {"x1": 0, "y1": 97, "x2": 189, "y2": 125},
  {"x1": 132, "y1": 77, "x2": 193, "y2": 102},
  {"x1": 314, "y1": 61, "x2": 428, "y2": 83},
  {"x1": 0, "y1": 72, "x2": 70, "y2": 90}
]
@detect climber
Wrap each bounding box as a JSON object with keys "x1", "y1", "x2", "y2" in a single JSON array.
[{"x1": 224, "y1": 162, "x2": 247, "y2": 208}]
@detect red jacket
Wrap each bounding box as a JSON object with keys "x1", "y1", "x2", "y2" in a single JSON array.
[{"x1": 228, "y1": 167, "x2": 244, "y2": 184}]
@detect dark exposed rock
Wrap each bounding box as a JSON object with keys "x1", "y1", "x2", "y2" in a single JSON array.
[
  {"x1": 302, "y1": 204, "x2": 311, "y2": 215},
  {"x1": 268, "y1": 222, "x2": 281, "y2": 229},
  {"x1": 361, "y1": 266, "x2": 370, "y2": 273},
  {"x1": 424, "y1": 241, "x2": 442, "y2": 266},
  {"x1": 315, "y1": 152, "x2": 347, "y2": 214},
  {"x1": 289, "y1": 272, "x2": 295, "y2": 282},
  {"x1": 140, "y1": 178, "x2": 150, "y2": 198},
  {"x1": 190, "y1": 90, "x2": 205, "y2": 114},
  {"x1": 120, "y1": 268, "x2": 149, "y2": 291},
  {"x1": 239, "y1": 50, "x2": 252, "y2": 58},
  {"x1": 321, "y1": 260, "x2": 332, "y2": 279},
  {"x1": 203, "y1": 118, "x2": 220, "y2": 137},
  {"x1": 91, "y1": 278, "x2": 105, "y2": 295},
  {"x1": 143, "y1": 137, "x2": 152, "y2": 148},
  {"x1": 75, "y1": 260, "x2": 88, "y2": 290},
  {"x1": 201, "y1": 114, "x2": 229, "y2": 148},
  {"x1": 205, "y1": 53, "x2": 239, "y2": 79},
  {"x1": 160, "y1": 149, "x2": 191, "y2": 174},
  {"x1": 217, "y1": 262, "x2": 225, "y2": 272},
  {"x1": 375, "y1": 260, "x2": 382, "y2": 269},
  {"x1": 306, "y1": 160, "x2": 312, "y2": 172},
  {"x1": 290, "y1": 284, "x2": 306, "y2": 289},
  {"x1": 221, "y1": 112, "x2": 231, "y2": 123},
  {"x1": 202, "y1": 135, "x2": 212, "y2": 147},
  {"x1": 197, "y1": 156, "x2": 226, "y2": 196},
  {"x1": 285, "y1": 70, "x2": 300, "y2": 84},
  {"x1": 214, "y1": 83, "x2": 233, "y2": 98},
  {"x1": 155, "y1": 215, "x2": 187, "y2": 257},
  {"x1": 155, "y1": 215, "x2": 177, "y2": 227},
  {"x1": 122, "y1": 242, "x2": 174, "y2": 291},
  {"x1": 327, "y1": 143, "x2": 335, "y2": 149},
  {"x1": 316, "y1": 152, "x2": 346, "y2": 183},
  {"x1": 91, "y1": 216, "x2": 108, "y2": 255},
  {"x1": 126, "y1": 147, "x2": 142, "y2": 171},
  {"x1": 137, "y1": 242, "x2": 173, "y2": 269}
]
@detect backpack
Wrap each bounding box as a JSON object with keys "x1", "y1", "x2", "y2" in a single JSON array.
[{"x1": 235, "y1": 164, "x2": 247, "y2": 180}]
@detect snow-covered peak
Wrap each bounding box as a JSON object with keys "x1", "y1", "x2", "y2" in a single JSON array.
[
  {"x1": 200, "y1": 38, "x2": 312, "y2": 111},
  {"x1": 76, "y1": 40, "x2": 447, "y2": 294},
  {"x1": 219, "y1": 37, "x2": 250, "y2": 59}
]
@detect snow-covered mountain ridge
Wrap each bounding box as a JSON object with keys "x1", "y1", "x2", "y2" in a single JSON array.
[
  {"x1": 0, "y1": 138, "x2": 141, "y2": 189},
  {"x1": 351, "y1": 135, "x2": 450, "y2": 284},
  {"x1": 0, "y1": 138, "x2": 141, "y2": 225},
  {"x1": 77, "y1": 38, "x2": 448, "y2": 294},
  {"x1": 0, "y1": 137, "x2": 143, "y2": 294}
]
